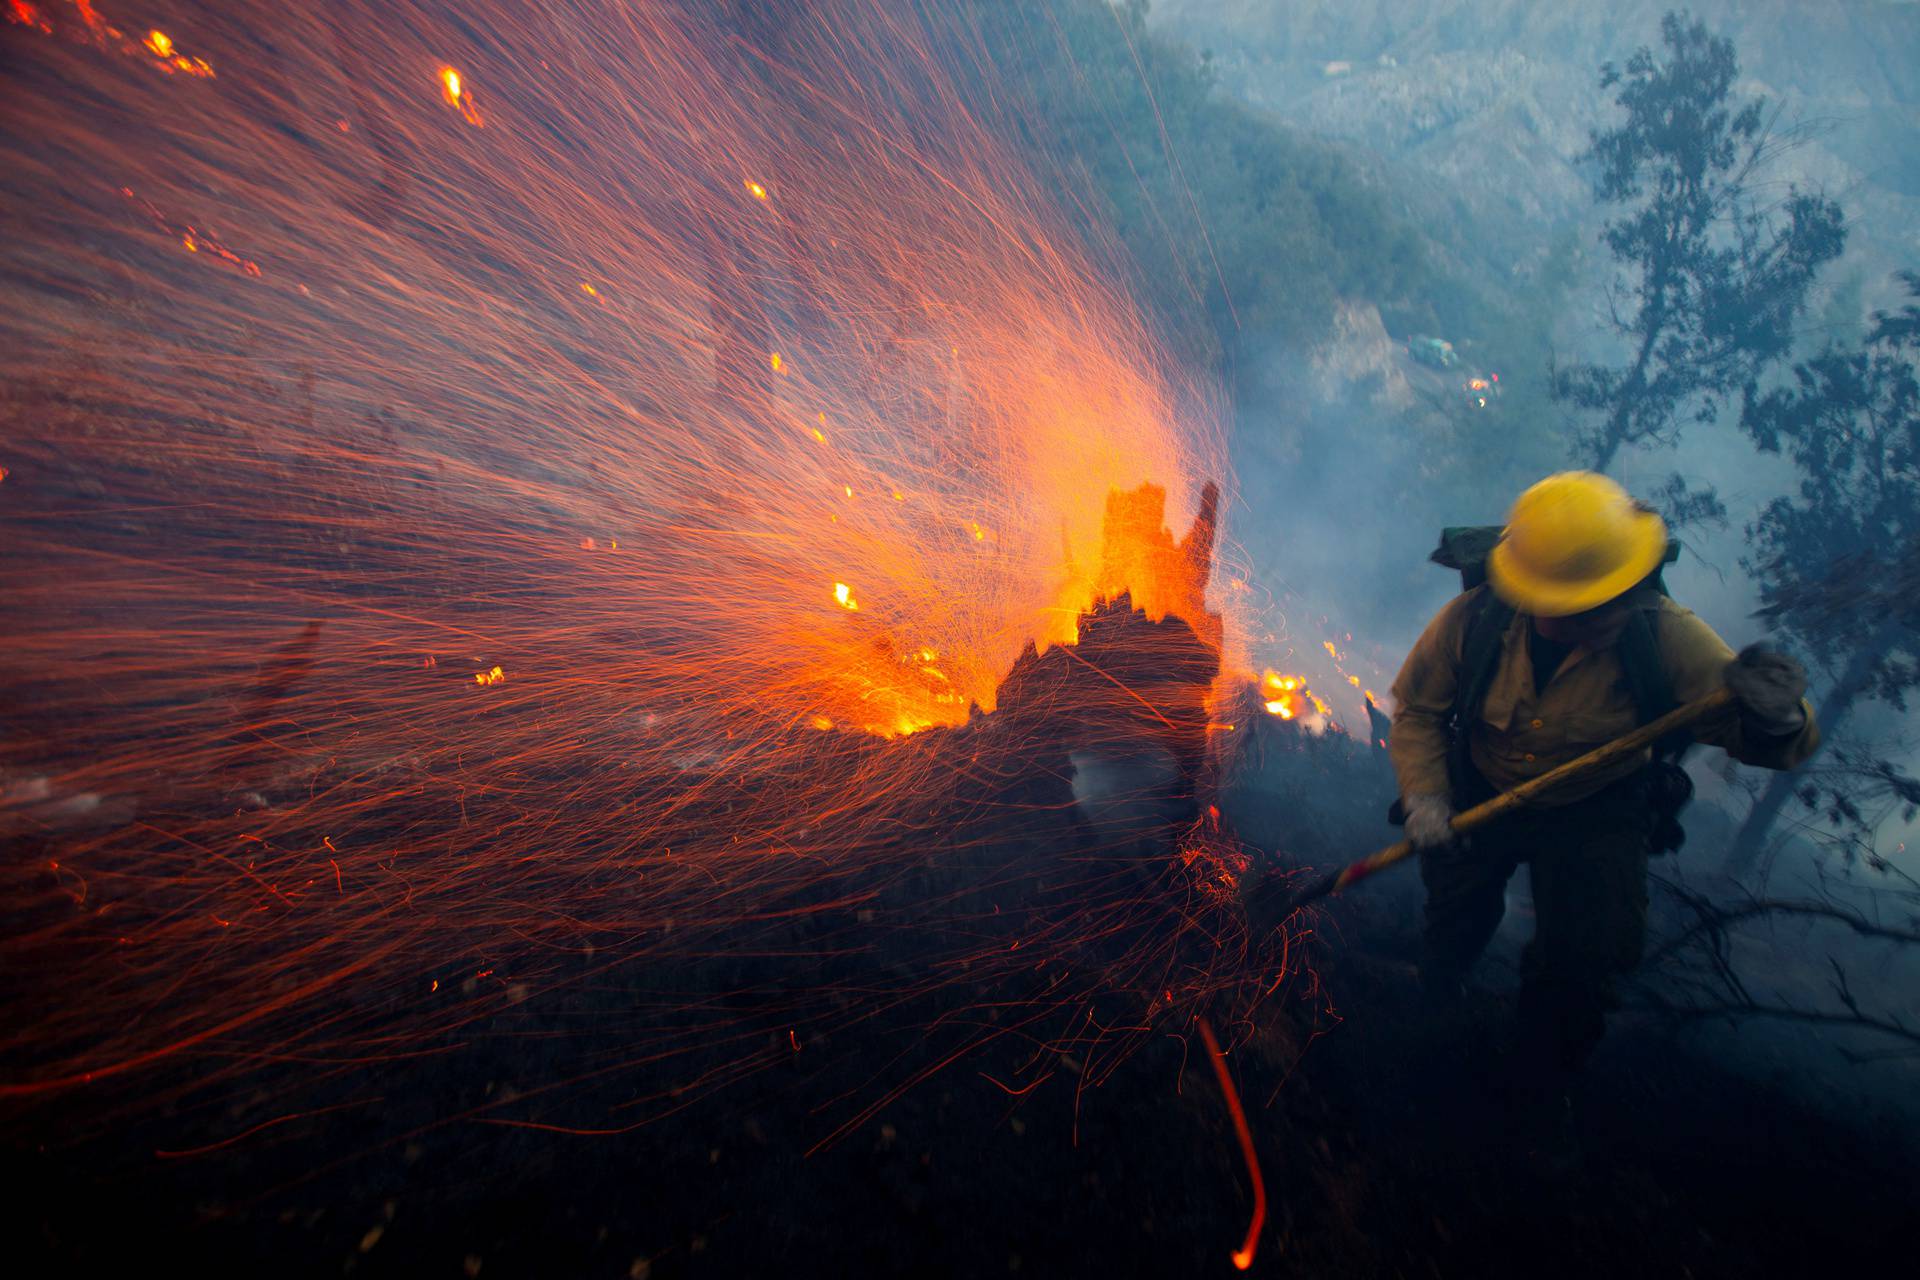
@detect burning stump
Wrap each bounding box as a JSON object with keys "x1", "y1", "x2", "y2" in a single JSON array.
[{"x1": 994, "y1": 480, "x2": 1223, "y2": 808}]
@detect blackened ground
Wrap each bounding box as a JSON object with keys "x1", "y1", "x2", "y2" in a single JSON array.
[{"x1": 8, "y1": 718, "x2": 1914, "y2": 1278}]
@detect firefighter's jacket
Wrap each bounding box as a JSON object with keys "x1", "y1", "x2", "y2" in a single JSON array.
[{"x1": 1388, "y1": 587, "x2": 1820, "y2": 805}]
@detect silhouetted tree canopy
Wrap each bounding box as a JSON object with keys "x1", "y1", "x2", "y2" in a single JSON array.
[
  {"x1": 1554, "y1": 11, "x2": 1846, "y2": 476},
  {"x1": 1726, "y1": 270, "x2": 1920, "y2": 871}
]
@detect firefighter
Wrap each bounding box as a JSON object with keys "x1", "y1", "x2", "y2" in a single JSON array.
[{"x1": 1388, "y1": 472, "x2": 1819, "y2": 1078}]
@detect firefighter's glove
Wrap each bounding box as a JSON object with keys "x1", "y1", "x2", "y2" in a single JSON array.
[
  {"x1": 1403, "y1": 793, "x2": 1458, "y2": 851},
  {"x1": 1724, "y1": 644, "x2": 1808, "y2": 737}
]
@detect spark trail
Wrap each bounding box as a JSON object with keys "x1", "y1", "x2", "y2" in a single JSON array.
[{"x1": 1, "y1": 0, "x2": 1302, "y2": 1191}]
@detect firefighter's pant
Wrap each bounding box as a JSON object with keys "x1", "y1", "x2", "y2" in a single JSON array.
[{"x1": 1419, "y1": 777, "x2": 1653, "y2": 1072}]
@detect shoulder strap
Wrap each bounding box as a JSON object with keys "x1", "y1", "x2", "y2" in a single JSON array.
[
  {"x1": 1439, "y1": 588, "x2": 1513, "y2": 804},
  {"x1": 1448, "y1": 589, "x2": 1689, "y2": 793},
  {"x1": 1617, "y1": 608, "x2": 1689, "y2": 759},
  {"x1": 1453, "y1": 589, "x2": 1513, "y2": 731}
]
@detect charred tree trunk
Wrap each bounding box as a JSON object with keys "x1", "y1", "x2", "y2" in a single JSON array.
[{"x1": 1588, "y1": 261, "x2": 1671, "y2": 474}]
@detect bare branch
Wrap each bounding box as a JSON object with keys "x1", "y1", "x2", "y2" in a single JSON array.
[
  {"x1": 1630, "y1": 987, "x2": 1920, "y2": 1056},
  {"x1": 1637, "y1": 872, "x2": 1920, "y2": 1061}
]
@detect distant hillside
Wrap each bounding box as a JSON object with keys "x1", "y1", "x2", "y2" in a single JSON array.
[{"x1": 1153, "y1": 0, "x2": 1920, "y2": 324}]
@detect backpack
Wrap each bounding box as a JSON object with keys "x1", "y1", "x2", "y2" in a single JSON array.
[{"x1": 1421, "y1": 526, "x2": 1694, "y2": 853}]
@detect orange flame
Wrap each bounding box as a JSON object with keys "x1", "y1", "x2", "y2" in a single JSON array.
[
  {"x1": 120, "y1": 187, "x2": 260, "y2": 277},
  {"x1": 0, "y1": 0, "x2": 1266, "y2": 1133},
  {"x1": 141, "y1": 25, "x2": 212, "y2": 75},
  {"x1": 1260, "y1": 670, "x2": 1312, "y2": 720},
  {"x1": 8, "y1": 3, "x2": 211, "y2": 73},
  {"x1": 6, "y1": 2, "x2": 54, "y2": 35},
  {"x1": 439, "y1": 64, "x2": 482, "y2": 125}
]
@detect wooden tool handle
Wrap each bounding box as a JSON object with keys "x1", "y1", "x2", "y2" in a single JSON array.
[{"x1": 1316, "y1": 685, "x2": 1738, "y2": 899}]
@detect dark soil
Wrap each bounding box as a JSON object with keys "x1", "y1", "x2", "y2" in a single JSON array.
[{"x1": 7, "y1": 641, "x2": 1913, "y2": 1279}]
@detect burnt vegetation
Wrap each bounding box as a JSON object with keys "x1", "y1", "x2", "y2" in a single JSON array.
[{"x1": 5, "y1": 2, "x2": 1918, "y2": 1277}]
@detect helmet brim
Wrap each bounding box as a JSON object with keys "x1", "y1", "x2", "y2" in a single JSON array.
[{"x1": 1486, "y1": 507, "x2": 1667, "y2": 617}]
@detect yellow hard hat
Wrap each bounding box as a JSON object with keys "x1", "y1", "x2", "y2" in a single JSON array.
[{"x1": 1486, "y1": 472, "x2": 1667, "y2": 617}]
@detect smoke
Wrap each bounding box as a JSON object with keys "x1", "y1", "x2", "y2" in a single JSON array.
[{"x1": 1151, "y1": 0, "x2": 1920, "y2": 1137}]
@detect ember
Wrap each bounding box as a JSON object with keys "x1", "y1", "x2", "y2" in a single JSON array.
[
  {"x1": 438, "y1": 64, "x2": 482, "y2": 125},
  {"x1": 0, "y1": 3, "x2": 1286, "y2": 1253}
]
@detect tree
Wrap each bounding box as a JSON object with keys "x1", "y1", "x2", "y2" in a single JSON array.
[
  {"x1": 1637, "y1": 864, "x2": 1920, "y2": 1061},
  {"x1": 1553, "y1": 12, "x2": 1845, "y2": 476},
  {"x1": 1723, "y1": 271, "x2": 1920, "y2": 876}
]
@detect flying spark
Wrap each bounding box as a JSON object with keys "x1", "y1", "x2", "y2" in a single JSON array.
[{"x1": 0, "y1": 14, "x2": 1296, "y2": 1257}]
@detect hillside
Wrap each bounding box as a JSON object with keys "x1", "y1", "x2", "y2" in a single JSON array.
[{"x1": 1154, "y1": 0, "x2": 1920, "y2": 321}]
